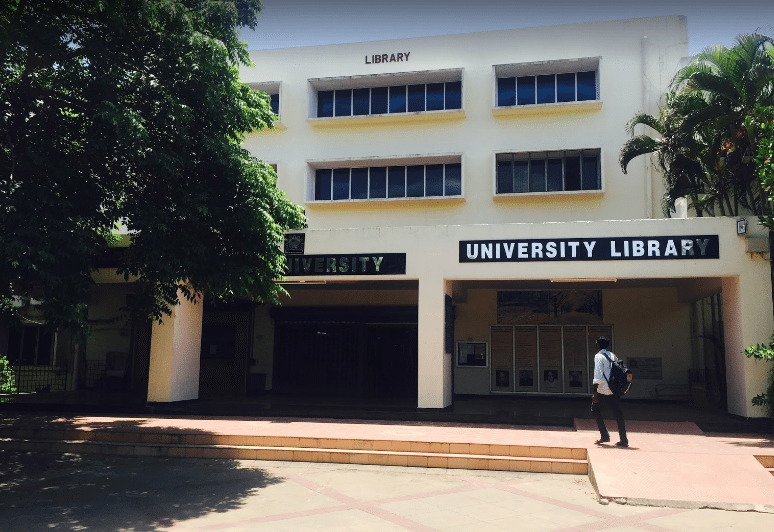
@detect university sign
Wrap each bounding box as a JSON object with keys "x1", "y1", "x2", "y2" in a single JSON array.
[
  {"x1": 285, "y1": 253, "x2": 406, "y2": 276},
  {"x1": 459, "y1": 235, "x2": 719, "y2": 263}
]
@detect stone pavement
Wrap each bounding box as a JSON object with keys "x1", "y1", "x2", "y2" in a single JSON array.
[
  {"x1": 2, "y1": 452, "x2": 774, "y2": 532},
  {"x1": 2, "y1": 412, "x2": 774, "y2": 516}
]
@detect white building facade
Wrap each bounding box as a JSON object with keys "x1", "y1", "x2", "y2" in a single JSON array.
[
  {"x1": 7, "y1": 16, "x2": 769, "y2": 419},
  {"x1": 225, "y1": 16, "x2": 771, "y2": 417}
]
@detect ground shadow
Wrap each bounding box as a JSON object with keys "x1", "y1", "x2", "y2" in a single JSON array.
[
  {"x1": 0, "y1": 450, "x2": 284, "y2": 532},
  {"x1": 0, "y1": 414, "x2": 286, "y2": 532}
]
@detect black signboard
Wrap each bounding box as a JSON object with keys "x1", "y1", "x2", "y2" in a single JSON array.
[
  {"x1": 284, "y1": 253, "x2": 406, "y2": 276},
  {"x1": 284, "y1": 233, "x2": 305, "y2": 255},
  {"x1": 460, "y1": 235, "x2": 719, "y2": 263}
]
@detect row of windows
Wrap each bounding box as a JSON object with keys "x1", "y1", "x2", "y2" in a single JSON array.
[
  {"x1": 315, "y1": 163, "x2": 462, "y2": 201},
  {"x1": 317, "y1": 82, "x2": 462, "y2": 118},
  {"x1": 257, "y1": 66, "x2": 599, "y2": 120},
  {"x1": 311, "y1": 152, "x2": 601, "y2": 202},
  {"x1": 496, "y1": 150, "x2": 600, "y2": 194},
  {"x1": 497, "y1": 71, "x2": 596, "y2": 107}
]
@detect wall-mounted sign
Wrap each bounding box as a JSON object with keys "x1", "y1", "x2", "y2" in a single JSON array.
[
  {"x1": 627, "y1": 357, "x2": 663, "y2": 380},
  {"x1": 460, "y1": 235, "x2": 719, "y2": 263},
  {"x1": 284, "y1": 233, "x2": 305, "y2": 255},
  {"x1": 365, "y1": 52, "x2": 410, "y2": 64},
  {"x1": 284, "y1": 253, "x2": 406, "y2": 276}
]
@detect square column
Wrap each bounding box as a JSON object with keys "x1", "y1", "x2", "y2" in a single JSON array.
[
  {"x1": 722, "y1": 275, "x2": 774, "y2": 418},
  {"x1": 417, "y1": 278, "x2": 453, "y2": 408},
  {"x1": 147, "y1": 293, "x2": 203, "y2": 403}
]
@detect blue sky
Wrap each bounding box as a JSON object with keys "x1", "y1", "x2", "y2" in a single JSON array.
[{"x1": 240, "y1": 0, "x2": 774, "y2": 56}]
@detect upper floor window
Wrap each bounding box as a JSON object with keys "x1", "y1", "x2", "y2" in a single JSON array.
[
  {"x1": 494, "y1": 58, "x2": 599, "y2": 108},
  {"x1": 496, "y1": 150, "x2": 601, "y2": 194},
  {"x1": 310, "y1": 69, "x2": 463, "y2": 119},
  {"x1": 317, "y1": 82, "x2": 461, "y2": 118},
  {"x1": 247, "y1": 81, "x2": 281, "y2": 117},
  {"x1": 498, "y1": 72, "x2": 596, "y2": 107},
  {"x1": 313, "y1": 160, "x2": 462, "y2": 201}
]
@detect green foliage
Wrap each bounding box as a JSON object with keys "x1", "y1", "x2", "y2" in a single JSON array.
[
  {"x1": 0, "y1": 1, "x2": 306, "y2": 334},
  {"x1": 620, "y1": 33, "x2": 774, "y2": 218},
  {"x1": 744, "y1": 336, "x2": 774, "y2": 418},
  {"x1": 745, "y1": 105, "x2": 774, "y2": 227},
  {"x1": 0, "y1": 352, "x2": 15, "y2": 398}
]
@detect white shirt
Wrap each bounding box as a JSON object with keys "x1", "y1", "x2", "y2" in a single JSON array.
[{"x1": 593, "y1": 349, "x2": 618, "y2": 395}]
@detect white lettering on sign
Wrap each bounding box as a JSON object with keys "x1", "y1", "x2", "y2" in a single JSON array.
[{"x1": 460, "y1": 236, "x2": 719, "y2": 262}]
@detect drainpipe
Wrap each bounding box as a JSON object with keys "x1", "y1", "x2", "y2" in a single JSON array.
[{"x1": 642, "y1": 35, "x2": 653, "y2": 219}]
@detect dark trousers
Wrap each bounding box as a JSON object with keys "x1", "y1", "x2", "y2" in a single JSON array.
[{"x1": 591, "y1": 393, "x2": 627, "y2": 444}]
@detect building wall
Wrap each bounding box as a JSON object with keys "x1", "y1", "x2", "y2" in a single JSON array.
[
  {"x1": 605, "y1": 287, "x2": 692, "y2": 399},
  {"x1": 113, "y1": 16, "x2": 774, "y2": 417},
  {"x1": 86, "y1": 284, "x2": 132, "y2": 363},
  {"x1": 241, "y1": 16, "x2": 688, "y2": 229},
  {"x1": 259, "y1": 215, "x2": 772, "y2": 415}
]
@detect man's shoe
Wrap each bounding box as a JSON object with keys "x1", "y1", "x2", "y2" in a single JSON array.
[
  {"x1": 595, "y1": 438, "x2": 610, "y2": 445},
  {"x1": 615, "y1": 441, "x2": 629, "y2": 448}
]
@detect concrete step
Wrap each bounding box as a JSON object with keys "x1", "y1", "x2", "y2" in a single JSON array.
[
  {"x1": 0, "y1": 427, "x2": 588, "y2": 475},
  {"x1": 754, "y1": 455, "x2": 774, "y2": 477}
]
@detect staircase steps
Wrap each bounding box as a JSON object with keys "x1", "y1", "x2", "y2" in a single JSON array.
[
  {"x1": 0, "y1": 426, "x2": 587, "y2": 475},
  {"x1": 755, "y1": 455, "x2": 774, "y2": 477}
]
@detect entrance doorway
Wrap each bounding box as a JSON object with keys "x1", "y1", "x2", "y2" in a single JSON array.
[
  {"x1": 271, "y1": 306, "x2": 418, "y2": 402},
  {"x1": 199, "y1": 311, "x2": 251, "y2": 396},
  {"x1": 366, "y1": 325, "x2": 418, "y2": 399}
]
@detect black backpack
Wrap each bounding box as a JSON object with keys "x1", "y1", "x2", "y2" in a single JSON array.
[{"x1": 601, "y1": 351, "x2": 633, "y2": 396}]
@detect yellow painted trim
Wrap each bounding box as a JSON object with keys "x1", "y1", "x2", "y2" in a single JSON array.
[
  {"x1": 309, "y1": 109, "x2": 465, "y2": 128},
  {"x1": 493, "y1": 100, "x2": 602, "y2": 117}
]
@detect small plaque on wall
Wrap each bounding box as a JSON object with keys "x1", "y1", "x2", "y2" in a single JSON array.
[{"x1": 627, "y1": 357, "x2": 663, "y2": 380}]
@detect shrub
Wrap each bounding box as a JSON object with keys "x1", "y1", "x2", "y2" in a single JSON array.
[
  {"x1": 744, "y1": 338, "x2": 774, "y2": 418},
  {"x1": 0, "y1": 353, "x2": 16, "y2": 399}
]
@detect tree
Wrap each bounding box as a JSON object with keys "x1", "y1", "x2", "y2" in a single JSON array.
[
  {"x1": 745, "y1": 105, "x2": 774, "y2": 226},
  {"x1": 620, "y1": 33, "x2": 774, "y2": 218},
  {"x1": 0, "y1": 0, "x2": 306, "y2": 335},
  {"x1": 620, "y1": 91, "x2": 714, "y2": 216}
]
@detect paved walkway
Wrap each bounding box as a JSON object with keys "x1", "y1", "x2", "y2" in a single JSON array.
[
  {"x1": 2, "y1": 453, "x2": 774, "y2": 531},
  {"x1": 2, "y1": 412, "x2": 774, "y2": 513}
]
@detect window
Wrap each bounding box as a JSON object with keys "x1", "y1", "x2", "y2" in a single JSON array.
[
  {"x1": 317, "y1": 81, "x2": 461, "y2": 118},
  {"x1": 496, "y1": 150, "x2": 600, "y2": 194},
  {"x1": 494, "y1": 58, "x2": 599, "y2": 108},
  {"x1": 313, "y1": 162, "x2": 462, "y2": 201},
  {"x1": 247, "y1": 82, "x2": 281, "y2": 117},
  {"x1": 457, "y1": 342, "x2": 487, "y2": 367},
  {"x1": 498, "y1": 71, "x2": 597, "y2": 107},
  {"x1": 6, "y1": 326, "x2": 53, "y2": 365}
]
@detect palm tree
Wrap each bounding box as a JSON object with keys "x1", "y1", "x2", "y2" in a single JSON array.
[
  {"x1": 620, "y1": 91, "x2": 712, "y2": 216},
  {"x1": 621, "y1": 33, "x2": 774, "y2": 219}
]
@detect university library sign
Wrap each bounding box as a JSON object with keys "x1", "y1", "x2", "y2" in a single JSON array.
[{"x1": 460, "y1": 235, "x2": 719, "y2": 263}]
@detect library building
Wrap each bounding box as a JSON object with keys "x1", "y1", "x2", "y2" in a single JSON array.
[{"x1": 3, "y1": 16, "x2": 772, "y2": 420}]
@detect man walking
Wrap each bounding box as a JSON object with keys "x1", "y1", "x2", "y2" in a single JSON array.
[{"x1": 591, "y1": 336, "x2": 628, "y2": 447}]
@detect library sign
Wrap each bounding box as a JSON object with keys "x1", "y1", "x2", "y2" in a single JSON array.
[{"x1": 459, "y1": 235, "x2": 719, "y2": 263}]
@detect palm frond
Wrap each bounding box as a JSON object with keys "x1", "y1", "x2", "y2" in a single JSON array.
[
  {"x1": 625, "y1": 113, "x2": 663, "y2": 136},
  {"x1": 619, "y1": 135, "x2": 660, "y2": 174}
]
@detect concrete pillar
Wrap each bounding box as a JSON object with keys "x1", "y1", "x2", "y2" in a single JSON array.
[
  {"x1": 417, "y1": 277, "x2": 453, "y2": 408},
  {"x1": 722, "y1": 275, "x2": 773, "y2": 418},
  {"x1": 146, "y1": 293, "x2": 203, "y2": 403}
]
